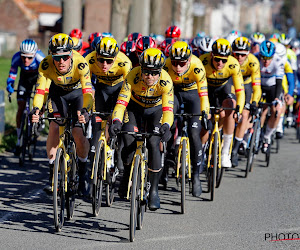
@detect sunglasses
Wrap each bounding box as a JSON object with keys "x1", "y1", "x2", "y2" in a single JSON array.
[
  {"x1": 233, "y1": 52, "x2": 248, "y2": 57},
  {"x1": 261, "y1": 56, "x2": 273, "y2": 60},
  {"x1": 97, "y1": 57, "x2": 114, "y2": 64},
  {"x1": 171, "y1": 60, "x2": 188, "y2": 67},
  {"x1": 52, "y1": 52, "x2": 72, "y2": 62},
  {"x1": 213, "y1": 57, "x2": 228, "y2": 63},
  {"x1": 142, "y1": 69, "x2": 161, "y2": 76},
  {"x1": 21, "y1": 55, "x2": 34, "y2": 59}
]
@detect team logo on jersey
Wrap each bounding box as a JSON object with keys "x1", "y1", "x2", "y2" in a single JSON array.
[
  {"x1": 149, "y1": 88, "x2": 154, "y2": 92},
  {"x1": 118, "y1": 62, "x2": 125, "y2": 67},
  {"x1": 184, "y1": 77, "x2": 189, "y2": 81},
  {"x1": 78, "y1": 63, "x2": 86, "y2": 70},
  {"x1": 66, "y1": 77, "x2": 72, "y2": 80},
  {"x1": 41, "y1": 60, "x2": 49, "y2": 70},
  {"x1": 229, "y1": 64, "x2": 238, "y2": 69},
  {"x1": 160, "y1": 80, "x2": 167, "y2": 87},
  {"x1": 194, "y1": 68, "x2": 201, "y2": 74},
  {"x1": 89, "y1": 58, "x2": 95, "y2": 64},
  {"x1": 57, "y1": 77, "x2": 62, "y2": 81},
  {"x1": 218, "y1": 72, "x2": 223, "y2": 75}
]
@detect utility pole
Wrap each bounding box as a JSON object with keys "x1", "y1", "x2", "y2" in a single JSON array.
[{"x1": 62, "y1": 0, "x2": 82, "y2": 34}]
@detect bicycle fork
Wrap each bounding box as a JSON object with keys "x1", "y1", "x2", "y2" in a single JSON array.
[{"x1": 176, "y1": 137, "x2": 191, "y2": 180}]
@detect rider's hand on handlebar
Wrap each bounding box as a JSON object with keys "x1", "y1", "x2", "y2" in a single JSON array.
[
  {"x1": 78, "y1": 108, "x2": 89, "y2": 124},
  {"x1": 159, "y1": 123, "x2": 172, "y2": 142},
  {"x1": 285, "y1": 94, "x2": 294, "y2": 106},
  {"x1": 109, "y1": 120, "x2": 122, "y2": 137},
  {"x1": 250, "y1": 102, "x2": 258, "y2": 116},
  {"x1": 201, "y1": 110, "x2": 209, "y2": 130},
  {"x1": 233, "y1": 105, "x2": 242, "y2": 123},
  {"x1": 6, "y1": 83, "x2": 14, "y2": 94},
  {"x1": 30, "y1": 107, "x2": 40, "y2": 123}
]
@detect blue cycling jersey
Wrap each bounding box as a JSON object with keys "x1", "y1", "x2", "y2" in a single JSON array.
[{"x1": 7, "y1": 50, "x2": 45, "y2": 85}]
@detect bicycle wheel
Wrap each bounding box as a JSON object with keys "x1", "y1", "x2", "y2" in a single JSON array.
[
  {"x1": 53, "y1": 148, "x2": 66, "y2": 232},
  {"x1": 275, "y1": 138, "x2": 280, "y2": 153},
  {"x1": 215, "y1": 134, "x2": 223, "y2": 189},
  {"x1": 137, "y1": 152, "x2": 147, "y2": 230},
  {"x1": 180, "y1": 139, "x2": 186, "y2": 214},
  {"x1": 66, "y1": 142, "x2": 77, "y2": 220},
  {"x1": 208, "y1": 136, "x2": 216, "y2": 201},
  {"x1": 129, "y1": 155, "x2": 140, "y2": 242},
  {"x1": 105, "y1": 175, "x2": 116, "y2": 207},
  {"x1": 246, "y1": 121, "x2": 259, "y2": 176},
  {"x1": 19, "y1": 113, "x2": 28, "y2": 166},
  {"x1": 265, "y1": 145, "x2": 271, "y2": 167},
  {"x1": 92, "y1": 140, "x2": 104, "y2": 217}
]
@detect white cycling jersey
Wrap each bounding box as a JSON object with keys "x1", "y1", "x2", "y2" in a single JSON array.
[{"x1": 260, "y1": 54, "x2": 284, "y2": 87}]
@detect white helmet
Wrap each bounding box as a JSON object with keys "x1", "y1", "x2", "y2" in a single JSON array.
[
  {"x1": 275, "y1": 43, "x2": 287, "y2": 64},
  {"x1": 199, "y1": 36, "x2": 214, "y2": 53},
  {"x1": 20, "y1": 39, "x2": 38, "y2": 55},
  {"x1": 226, "y1": 33, "x2": 239, "y2": 45}
]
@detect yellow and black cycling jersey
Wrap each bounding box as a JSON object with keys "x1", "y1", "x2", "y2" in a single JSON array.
[
  {"x1": 282, "y1": 60, "x2": 293, "y2": 94},
  {"x1": 200, "y1": 53, "x2": 245, "y2": 113},
  {"x1": 239, "y1": 53, "x2": 261, "y2": 104},
  {"x1": 163, "y1": 54, "x2": 210, "y2": 114},
  {"x1": 112, "y1": 66, "x2": 174, "y2": 127},
  {"x1": 33, "y1": 50, "x2": 93, "y2": 111},
  {"x1": 85, "y1": 51, "x2": 132, "y2": 86}
]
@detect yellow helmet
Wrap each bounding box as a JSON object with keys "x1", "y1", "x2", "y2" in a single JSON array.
[
  {"x1": 96, "y1": 37, "x2": 119, "y2": 58},
  {"x1": 49, "y1": 33, "x2": 74, "y2": 54},
  {"x1": 269, "y1": 38, "x2": 278, "y2": 44},
  {"x1": 232, "y1": 37, "x2": 251, "y2": 52},
  {"x1": 139, "y1": 48, "x2": 166, "y2": 70},
  {"x1": 212, "y1": 38, "x2": 231, "y2": 57},
  {"x1": 169, "y1": 41, "x2": 192, "y2": 61},
  {"x1": 72, "y1": 37, "x2": 83, "y2": 51}
]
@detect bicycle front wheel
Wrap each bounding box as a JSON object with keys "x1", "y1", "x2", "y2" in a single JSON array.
[
  {"x1": 66, "y1": 142, "x2": 77, "y2": 220},
  {"x1": 53, "y1": 148, "x2": 66, "y2": 232},
  {"x1": 246, "y1": 121, "x2": 259, "y2": 176},
  {"x1": 92, "y1": 140, "x2": 105, "y2": 217},
  {"x1": 180, "y1": 139, "x2": 186, "y2": 214},
  {"x1": 130, "y1": 155, "x2": 140, "y2": 242},
  {"x1": 19, "y1": 113, "x2": 28, "y2": 166},
  {"x1": 215, "y1": 133, "x2": 223, "y2": 189}
]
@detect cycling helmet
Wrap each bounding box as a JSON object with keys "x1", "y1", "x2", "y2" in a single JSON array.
[
  {"x1": 154, "y1": 34, "x2": 165, "y2": 46},
  {"x1": 49, "y1": 33, "x2": 74, "y2": 54},
  {"x1": 269, "y1": 38, "x2": 278, "y2": 44},
  {"x1": 135, "y1": 36, "x2": 156, "y2": 54},
  {"x1": 164, "y1": 44, "x2": 172, "y2": 57},
  {"x1": 88, "y1": 32, "x2": 102, "y2": 45},
  {"x1": 169, "y1": 41, "x2": 192, "y2": 61},
  {"x1": 230, "y1": 30, "x2": 242, "y2": 36},
  {"x1": 270, "y1": 33, "x2": 280, "y2": 39},
  {"x1": 198, "y1": 36, "x2": 214, "y2": 53},
  {"x1": 226, "y1": 33, "x2": 239, "y2": 45},
  {"x1": 20, "y1": 39, "x2": 38, "y2": 55},
  {"x1": 278, "y1": 33, "x2": 292, "y2": 45},
  {"x1": 128, "y1": 32, "x2": 142, "y2": 42},
  {"x1": 96, "y1": 37, "x2": 119, "y2": 58},
  {"x1": 120, "y1": 41, "x2": 136, "y2": 56},
  {"x1": 102, "y1": 32, "x2": 114, "y2": 38},
  {"x1": 251, "y1": 32, "x2": 265, "y2": 44},
  {"x1": 91, "y1": 36, "x2": 102, "y2": 50},
  {"x1": 159, "y1": 38, "x2": 176, "y2": 52},
  {"x1": 72, "y1": 37, "x2": 83, "y2": 51},
  {"x1": 259, "y1": 40, "x2": 276, "y2": 57},
  {"x1": 275, "y1": 43, "x2": 287, "y2": 58},
  {"x1": 212, "y1": 38, "x2": 231, "y2": 57},
  {"x1": 165, "y1": 25, "x2": 181, "y2": 38},
  {"x1": 69, "y1": 28, "x2": 82, "y2": 39},
  {"x1": 196, "y1": 31, "x2": 206, "y2": 38},
  {"x1": 290, "y1": 38, "x2": 300, "y2": 49},
  {"x1": 232, "y1": 37, "x2": 251, "y2": 52},
  {"x1": 139, "y1": 48, "x2": 166, "y2": 70}
]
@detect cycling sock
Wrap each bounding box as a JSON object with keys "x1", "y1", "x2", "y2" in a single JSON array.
[
  {"x1": 16, "y1": 128, "x2": 21, "y2": 146},
  {"x1": 232, "y1": 137, "x2": 243, "y2": 154},
  {"x1": 264, "y1": 125, "x2": 275, "y2": 142},
  {"x1": 222, "y1": 134, "x2": 233, "y2": 156},
  {"x1": 276, "y1": 116, "x2": 284, "y2": 133},
  {"x1": 49, "y1": 159, "x2": 54, "y2": 164},
  {"x1": 78, "y1": 156, "x2": 88, "y2": 163}
]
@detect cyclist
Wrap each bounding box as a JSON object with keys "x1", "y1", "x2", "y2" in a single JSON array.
[
  {"x1": 250, "y1": 32, "x2": 265, "y2": 54},
  {"x1": 120, "y1": 40, "x2": 136, "y2": 57},
  {"x1": 200, "y1": 38, "x2": 245, "y2": 168},
  {"x1": 6, "y1": 39, "x2": 45, "y2": 155},
  {"x1": 31, "y1": 33, "x2": 93, "y2": 195},
  {"x1": 127, "y1": 32, "x2": 142, "y2": 42},
  {"x1": 72, "y1": 37, "x2": 85, "y2": 55},
  {"x1": 85, "y1": 37, "x2": 132, "y2": 171},
  {"x1": 69, "y1": 28, "x2": 89, "y2": 53},
  {"x1": 163, "y1": 41, "x2": 210, "y2": 196},
  {"x1": 230, "y1": 37, "x2": 262, "y2": 167},
  {"x1": 258, "y1": 40, "x2": 285, "y2": 152},
  {"x1": 82, "y1": 32, "x2": 102, "y2": 56},
  {"x1": 165, "y1": 25, "x2": 181, "y2": 40},
  {"x1": 198, "y1": 36, "x2": 214, "y2": 56},
  {"x1": 109, "y1": 48, "x2": 174, "y2": 211}
]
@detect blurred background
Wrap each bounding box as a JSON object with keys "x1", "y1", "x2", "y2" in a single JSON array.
[{"x1": 0, "y1": 0, "x2": 299, "y2": 55}]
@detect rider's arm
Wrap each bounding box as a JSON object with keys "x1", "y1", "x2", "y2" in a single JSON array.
[
  {"x1": 250, "y1": 55, "x2": 262, "y2": 105},
  {"x1": 194, "y1": 62, "x2": 210, "y2": 114},
  {"x1": 161, "y1": 77, "x2": 174, "y2": 128},
  {"x1": 7, "y1": 52, "x2": 21, "y2": 87},
  {"x1": 112, "y1": 79, "x2": 132, "y2": 123},
  {"x1": 78, "y1": 59, "x2": 93, "y2": 111},
  {"x1": 284, "y1": 61, "x2": 295, "y2": 96},
  {"x1": 231, "y1": 64, "x2": 245, "y2": 113},
  {"x1": 275, "y1": 59, "x2": 285, "y2": 99}
]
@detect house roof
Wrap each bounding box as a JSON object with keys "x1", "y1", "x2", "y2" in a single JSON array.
[{"x1": 25, "y1": 1, "x2": 61, "y2": 14}]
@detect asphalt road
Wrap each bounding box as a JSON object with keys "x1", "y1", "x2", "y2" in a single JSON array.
[{"x1": 0, "y1": 129, "x2": 299, "y2": 250}]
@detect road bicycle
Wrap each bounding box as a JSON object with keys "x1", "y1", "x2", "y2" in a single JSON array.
[
  {"x1": 9, "y1": 90, "x2": 38, "y2": 166},
  {"x1": 120, "y1": 129, "x2": 163, "y2": 242},
  {"x1": 46, "y1": 111, "x2": 79, "y2": 232},
  {"x1": 90, "y1": 112, "x2": 119, "y2": 217}
]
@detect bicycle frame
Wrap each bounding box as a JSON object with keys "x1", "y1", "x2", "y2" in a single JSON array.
[{"x1": 207, "y1": 113, "x2": 222, "y2": 169}]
